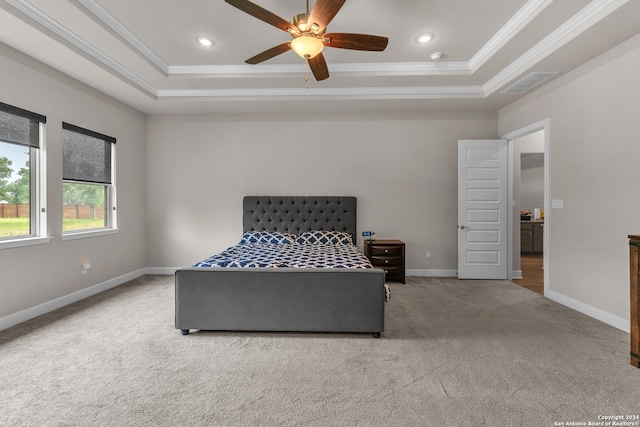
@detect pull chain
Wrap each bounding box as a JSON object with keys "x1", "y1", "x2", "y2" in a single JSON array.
[{"x1": 304, "y1": 0, "x2": 310, "y2": 89}]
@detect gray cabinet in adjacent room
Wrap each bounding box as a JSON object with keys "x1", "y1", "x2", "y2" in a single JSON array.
[{"x1": 521, "y1": 221, "x2": 543, "y2": 254}]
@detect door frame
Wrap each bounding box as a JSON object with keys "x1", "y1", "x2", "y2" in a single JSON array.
[{"x1": 502, "y1": 119, "x2": 550, "y2": 295}]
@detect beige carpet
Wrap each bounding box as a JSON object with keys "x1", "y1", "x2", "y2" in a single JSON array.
[{"x1": 1, "y1": 275, "x2": 638, "y2": 426}]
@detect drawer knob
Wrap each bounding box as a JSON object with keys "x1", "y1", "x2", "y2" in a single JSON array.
[
  {"x1": 384, "y1": 249, "x2": 389, "y2": 253},
  {"x1": 384, "y1": 270, "x2": 389, "y2": 273},
  {"x1": 385, "y1": 260, "x2": 389, "y2": 264}
]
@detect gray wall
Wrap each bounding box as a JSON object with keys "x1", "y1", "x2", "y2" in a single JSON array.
[
  {"x1": 3, "y1": 30, "x2": 639, "y2": 333},
  {"x1": 0, "y1": 44, "x2": 147, "y2": 321},
  {"x1": 146, "y1": 115, "x2": 498, "y2": 273},
  {"x1": 499, "y1": 33, "x2": 640, "y2": 328}
]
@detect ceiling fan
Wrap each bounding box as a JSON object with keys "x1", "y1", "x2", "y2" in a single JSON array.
[{"x1": 225, "y1": 0, "x2": 389, "y2": 81}]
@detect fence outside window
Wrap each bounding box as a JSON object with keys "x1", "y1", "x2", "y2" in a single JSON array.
[{"x1": 0, "y1": 203, "x2": 104, "y2": 219}]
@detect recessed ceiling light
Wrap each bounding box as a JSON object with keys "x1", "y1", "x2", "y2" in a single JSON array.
[
  {"x1": 196, "y1": 36, "x2": 214, "y2": 47},
  {"x1": 430, "y1": 52, "x2": 443, "y2": 61},
  {"x1": 416, "y1": 33, "x2": 434, "y2": 44}
]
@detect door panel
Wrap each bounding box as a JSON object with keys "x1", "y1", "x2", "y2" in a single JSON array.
[
  {"x1": 467, "y1": 229, "x2": 500, "y2": 243},
  {"x1": 467, "y1": 250, "x2": 500, "y2": 264},
  {"x1": 467, "y1": 209, "x2": 500, "y2": 222},
  {"x1": 458, "y1": 139, "x2": 508, "y2": 279}
]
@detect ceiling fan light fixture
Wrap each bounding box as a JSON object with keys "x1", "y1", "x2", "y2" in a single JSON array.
[
  {"x1": 291, "y1": 35, "x2": 324, "y2": 59},
  {"x1": 223, "y1": 0, "x2": 388, "y2": 81}
]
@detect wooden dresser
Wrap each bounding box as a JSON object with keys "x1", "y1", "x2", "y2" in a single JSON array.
[
  {"x1": 364, "y1": 239, "x2": 405, "y2": 284},
  {"x1": 628, "y1": 235, "x2": 640, "y2": 368}
]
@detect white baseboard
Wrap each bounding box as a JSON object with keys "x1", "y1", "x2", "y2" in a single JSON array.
[
  {"x1": 406, "y1": 269, "x2": 458, "y2": 278},
  {"x1": 146, "y1": 267, "x2": 179, "y2": 275},
  {"x1": 408, "y1": 269, "x2": 526, "y2": 279},
  {"x1": 546, "y1": 290, "x2": 629, "y2": 333},
  {"x1": 0, "y1": 268, "x2": 147, "y2": 332}
]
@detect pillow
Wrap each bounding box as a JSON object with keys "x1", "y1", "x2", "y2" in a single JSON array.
[
  {"x1": 239, "y1": 231, "x2": 296, "y2": 245},
  {"x1": 296, "y1": 230, "x2": 354, "y2": 245}
]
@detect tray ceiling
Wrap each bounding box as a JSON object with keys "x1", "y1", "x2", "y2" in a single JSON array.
[{"x1": 0, "y1": 0, "x2": 638, "y2": 116}]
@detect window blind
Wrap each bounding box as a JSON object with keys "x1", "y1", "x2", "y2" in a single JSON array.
[
  {"x1": 0, "y1": 101, "x2": 46, "y2": 148},
  {"x1": 62, "y1": 122, "x2": 115, "y2": 185}
]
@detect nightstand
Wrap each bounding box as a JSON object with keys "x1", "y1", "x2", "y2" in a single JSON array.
[{"x1": 364, "y1": 239, "x2": 405, "y2": 284}]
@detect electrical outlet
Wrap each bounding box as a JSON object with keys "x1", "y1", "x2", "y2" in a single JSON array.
[
  {"x1": 425, "y1": 251, "x2": 431, "y2": 260},
  {"x1": 81, "y1": 261, "x2": 91, "y2": 275}
]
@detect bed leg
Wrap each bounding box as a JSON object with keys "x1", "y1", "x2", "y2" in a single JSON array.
[
  {"x1": 180, "y1": 329, "x2": 190, "y2": 336},
  {"x1": 373, "y1": 332, "x2": 381, "y2": 338}
]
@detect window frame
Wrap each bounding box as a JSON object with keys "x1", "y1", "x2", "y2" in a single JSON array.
[
  {"x1": 0, "y1": 105, "x2": 50, "y2": 250},
  {"x1": 61, "y1": 123, "x2": 117, "y2": 240}
]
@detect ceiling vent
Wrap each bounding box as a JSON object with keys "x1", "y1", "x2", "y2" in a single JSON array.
[{"x1": 501, "y1": 72, "x2": 559, "y2": 95}]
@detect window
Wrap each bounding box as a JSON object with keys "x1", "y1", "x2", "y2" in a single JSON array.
[
  {"x1": 62, "y1": 122, "x2": 116, "y2": 235},
  {"x1": 0, "y1": 101, "x2": 46, "y2": 244}
]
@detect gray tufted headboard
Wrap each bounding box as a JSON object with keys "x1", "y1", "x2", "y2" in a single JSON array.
[{"x1": 243, "y1": 196, "x2": 357, "y2": 243}]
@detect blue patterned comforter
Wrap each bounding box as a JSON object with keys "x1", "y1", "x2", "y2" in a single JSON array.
[{"x1": 193, "y1": 242, "x2": 373, "y2": 269}]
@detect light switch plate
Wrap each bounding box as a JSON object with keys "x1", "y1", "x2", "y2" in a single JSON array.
[{"x1": 552, "y1": 199, "x2": 564, "y2": 209}]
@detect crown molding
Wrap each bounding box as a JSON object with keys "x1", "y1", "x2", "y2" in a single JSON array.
[
  {"x1": 4, "y1": 0, "x2": 157, "y2": 96},
  {"x1": 167, "y1": 61, "x2": 471, "y2": 78},
  {"x1": 483, "y1": 0, "x2": 629, "y2": 95},
  {"x1": 469, "y1": 0, "x2": 552, "y2": 72},
  {"x1": 76, "y1": 0, "x2": 169, "y2": 74},
  {"x1": 156, "y1": 85, "x2": 485, "y2": 101}
]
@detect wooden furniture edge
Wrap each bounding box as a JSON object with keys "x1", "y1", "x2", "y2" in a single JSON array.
[{"x1": 628, "y1": 235, "x2": 640, "y2": 368}]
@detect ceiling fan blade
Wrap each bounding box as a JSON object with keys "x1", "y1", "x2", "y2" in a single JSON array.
[
  {"x1": 324, "y1": 33, "x2": 389, "y2": 51},
  {"x1": 245, "y1": 42, "x2": 292, "y2": 64},
  {"x1": 308, "y1": 0, "x2": 346, "y2": 33},
  {"x1": 308, "y1": 53, "x2": 329, "y2": 81},
  {"x1": 225, "y1": 0, "x2": 294, "y2": 33}
]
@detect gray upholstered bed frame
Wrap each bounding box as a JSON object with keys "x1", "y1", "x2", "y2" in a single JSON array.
[{"x1": 175, "y1": 196, "x2": 386, "y2": 337}]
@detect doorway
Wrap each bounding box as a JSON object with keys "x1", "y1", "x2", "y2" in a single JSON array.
[
  {"x1": 504, "y1": 121, "x2": 549, "y2": 296},
  {"x1": 518, "y1": 151, "x2": 544, "y2": 294}
]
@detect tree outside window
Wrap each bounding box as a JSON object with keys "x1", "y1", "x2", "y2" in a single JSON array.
[
  {"x1": 0, "y1": 144, "x2": 31, "y2": 238},
  {"x1": 62, "y1": 182, "x2": 106, "y2": 231}
]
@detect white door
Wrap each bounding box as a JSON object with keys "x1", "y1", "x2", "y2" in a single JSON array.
[{"x1": 458, "y1": 140, "x2": 508, "y2": 279}]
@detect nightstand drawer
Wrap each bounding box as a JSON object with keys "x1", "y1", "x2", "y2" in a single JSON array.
[
  {"x1": 377, "y1": 266, "x2": 403, "y2": 279},
  {"x1": 370, "y1": 255, "x2": 402, "y2": 267},
  {"x1": 369, "y1": 245, "x2": 403, "y2": 256}
]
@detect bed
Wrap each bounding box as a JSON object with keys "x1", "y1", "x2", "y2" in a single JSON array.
[{"x1": 175, "y1": 196, "x2": 386, "y2": 337}]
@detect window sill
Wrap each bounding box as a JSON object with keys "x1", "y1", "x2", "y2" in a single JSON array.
[
  {"x1": 0, "y1": 236, "x2": 53, "y2": 250},
  {"x1": 61, "y1": 228, "x2": 120, "y2": 241}
]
